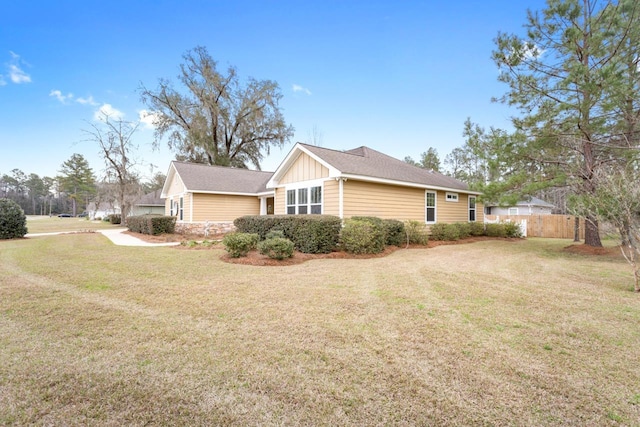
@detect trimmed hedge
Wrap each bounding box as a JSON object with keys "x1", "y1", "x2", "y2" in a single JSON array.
[
  {"x1": 405, "y1": 220, "x2": 429, "y2": 245},
  {"x1": 340, "y1": 219, "x2": 385, "y2": 254},
  {"x1": 0, "y1": 198, "x2": 28, "y2": 239},
  {"x1": 234, "y1": 215, "x2": 341, "y2": 254},
  {"x1": 127, "y1": 215, "x2": 176, "y2": 235},
  {"x1": 351, "y1": 216, "x2": 405, "y2": 246},
  {"x1": 109, "y1": 214, "x2": 122, "y2": 225},
  {"x1": 430, "y1": 223, "x2": 460, "y2": 241},
  {"x1": 223, "y1": 232, "x2": 259, "y2": 258}
]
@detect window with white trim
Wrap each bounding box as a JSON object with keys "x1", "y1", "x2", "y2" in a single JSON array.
[
  {"x1": 287, "y1": 185, "x2": 322, "y2": 214},
  {"x1": 425, "y1": 191, "x2": 436, "y2": 224},
  {"x1": 469, "y1": 196, "x2": 476, "y2": 222},
  {"x1": 179, "y1": 196, "x2": 184, "y2": 220},
  {"x1": 508, "y1": 207, "x2": 518, "y2": 215},
  {"x1": 446, "y1": 192, "x2": 459, "y2": 202}
]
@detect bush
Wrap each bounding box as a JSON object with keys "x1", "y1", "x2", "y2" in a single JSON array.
[
  {"x1": 430, "y1": 223, "x2": 460, "y2": 241},
  {"x1": 404, "y1": 220, "x2": 429, "y2": 245},
  {"x1": 265, "y1": 229, "x2": 285, "y2": 240},
  {"x1": 127, "y1": 215, "x2": 176, "y2": 235},
  {"x1": 351, "y1": 216, "x2": 405, "y2": 246},
  {"x1": 223, "y1": 232, "x2": 259, "y2": 258},
  {"x1": 484, "y1": 223, "x2": 507, "y2": 238},
  {"x1": 258, "y1": 237, "x2": 295, "y2": 260},
  {"x1": 340, "y1": 219, "x2": 385, "y2": 254},
  {"x1": 0, "y1": 198, "x2": 28, "y2": 239},
  {"x1": 109, "y1": 214, "x2": 122, "y2": 225},
  {"x1": 454, "y1": 222, "x2": 472, "y2": 239},
  {"x1": 234, "y1": 215, "x2": 341, "y2": 254},
  {"x1": 383, "y1": 219, "x2": 405, "y2": 246},
  {"x1": 504, "y1": 221, "x2": 524, "y2": 238},
  {"x1": 469, "y1": 221, "x2": 485, "y2": 236}
]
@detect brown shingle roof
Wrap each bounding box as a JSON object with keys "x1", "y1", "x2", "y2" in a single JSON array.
[
  {"x1": 300, "y1": 143, "x2": 469, "y2": 191},
  {"x1": 172, "y1": 161, "x2": 273, "y2": 194}
]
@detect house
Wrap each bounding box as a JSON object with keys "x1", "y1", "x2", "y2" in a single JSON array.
[
  {"x1": 86, "y1": 201, "x2": 120, "y2": 220},
  {"x1": 130, "y1": 190, "x2": 165, "y2": 216},
  {"x1": 161, "y1": 143, "x2": 483, "y2": 234},
  {"x1": 485, "y1": 196, "x2": 555, "y2": 216}
]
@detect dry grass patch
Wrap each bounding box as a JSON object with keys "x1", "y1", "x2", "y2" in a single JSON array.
[{"x1": 1, "y1": 235, "x2": 639, "y2": 425}]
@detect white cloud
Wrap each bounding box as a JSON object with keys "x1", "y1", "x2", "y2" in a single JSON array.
[
  {"x1": 49, "y1": 89, "x2": 74, "y2": 104},
  {"x1": 94, "y1": 103, "x2": 124, "y2": 121},
  {"x1": 292, "y1": 84, "x2": 312, "y2": 95},
  {"x1": 6, "y1": 52, "x2": 31, "y2": 84},
  {"x1": 138, "y1": 109, "x2": 159, "y2": 129},
  {"x1": 76, "y1": 95, "x2": 98, "y2": 106}
]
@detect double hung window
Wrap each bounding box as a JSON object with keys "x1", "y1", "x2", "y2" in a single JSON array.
[{"x1": 287, "y1": 185, "x2": 322, "y2": 214}]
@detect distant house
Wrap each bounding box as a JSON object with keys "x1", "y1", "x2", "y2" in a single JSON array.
[
  {"x1": 485, "y1": 196, "x2": 555, "y2": 216},
  {"x1": 86, "y1": 201, "x2": 120, "y2": 220},
  {"x1": 130, "y1": 190, "x2": 165, "y2": 216},
  {"x1": 161, "y1": 143, "x2": 483, "y2": 234}
]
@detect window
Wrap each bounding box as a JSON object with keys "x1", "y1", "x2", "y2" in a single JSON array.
[
  {"x1": 469, "y1": 196, "x2": 476, "y2": 222},
  {"x1": 287, "y1": 190, "x2": 296, "y2": 214},
  {"x1": 508, "y1": 207, "x2": 518, "y2": 215},
  {"x1": 179, "y1": 197, "x2": 184, "y2": 220},
  {"x1": 425, "y1": 191, "x2": 436, "y2": 223},
  {"x1": 446, "y1": 192, "x2": 459, "y2": 202},
  {"x1": 286, "y1": 185, "x2": 322, "y2": 214}
]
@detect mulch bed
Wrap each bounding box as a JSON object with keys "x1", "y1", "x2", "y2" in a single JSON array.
[{"x1": 125, "y1": 231, "x2": 520, "y2": 266}]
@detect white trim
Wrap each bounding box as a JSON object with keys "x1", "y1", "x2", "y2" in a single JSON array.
[
  {"x1": 425, "y1": 190, "x2": 437, "y2": 224},
  {"x1": 340, "y1": 173, "x2": 480, "y2": 195},
  {"x1": 267, "y1": 143, "x2": 340, "y2": 188},
  {"x1": 445, "y1": 192, "x2": 459, "y2": 202},
  {"x1": 468, "y1": 196, "x2": 477, "y2": 222},
  {"x1": 508, "y1": 207, "x2": 519, "y2": 215},
  {"x1": 338, "y1": 177, "x2": 345, "y2": 219},
  {"x1": 284, "y1": 181, "x2": 324, "y2": 215}
]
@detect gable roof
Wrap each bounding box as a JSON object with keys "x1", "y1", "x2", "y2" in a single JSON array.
[
  {"x1": 135, "y1": 190, "x2": 164, "y2": 207},
  {"x1": 162, "y1": 161, "x2": 274, "y2": 197},
  {"x1": 269, "y1": 143, "x2": 475, "y2": 193}
]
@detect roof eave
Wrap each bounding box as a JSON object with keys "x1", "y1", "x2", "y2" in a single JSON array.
[{"x1": 340, "y1": 173, "x2": 481, "y2": 194}]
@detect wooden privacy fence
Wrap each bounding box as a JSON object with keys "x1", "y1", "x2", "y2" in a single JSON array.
[{"x1": 485, "y1": 214, "x2": 585, "y2": 239}]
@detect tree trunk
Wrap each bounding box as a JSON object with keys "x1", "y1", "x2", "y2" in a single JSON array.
[
  {"x1": 584, "y1": 215, "x2": 602, "y2": 247},
  {"x1": 574, "y1": 217, "x2": 580, "y2": 242}
]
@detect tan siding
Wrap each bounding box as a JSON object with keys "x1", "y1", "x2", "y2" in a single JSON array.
[
  {"x1": 436, "y1": 192, "x2": 481, "y2": 223},
  {"x1": 191, "y1": 193, "x2": 260, "y2": 221},
  {"x1": 343, "y1": 180, "x2": 425, "y2": 221},
  {"x1": 322, "y1": 179, "x2": 339, "y2": 216},
  {"x1": 280, "y1": 153, "x2": 329, "y2": 184},
  {"x1": 274, "y1": 188, "x2": 286, "y2": 215}
]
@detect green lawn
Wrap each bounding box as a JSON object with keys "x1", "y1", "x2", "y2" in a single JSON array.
[
  {"x1": 25, "y1": 215, "x2": 121, "y2": 234},
  {"x1": 1, "y1": 232, "x2": 639, "y2": 426}
]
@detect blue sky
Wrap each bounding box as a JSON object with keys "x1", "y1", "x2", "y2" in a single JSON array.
[{"x1": 0, "y1": 0, "x2": 546, "y2": 182}]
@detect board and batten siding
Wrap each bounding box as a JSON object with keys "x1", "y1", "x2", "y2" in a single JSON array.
[
  {"x1": 342, "y1": 180, "x2": 425, "y2": 221},
  {"x1": 190, "y1": 193, "x2": 260, "y2": 222},
  {"x1": 280, "y1": 152, "x2": 329, "y2": 184}
]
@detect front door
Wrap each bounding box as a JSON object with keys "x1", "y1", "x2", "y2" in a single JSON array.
[{"x1": 266, "y1": 197, "x2": 274, "y2": 215}]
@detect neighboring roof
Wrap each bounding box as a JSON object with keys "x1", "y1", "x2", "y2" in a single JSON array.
[
  {"x1": 163, "y1": 161, "x2": 274, "y2": 196},
  {"x1": 486, "y1": 196, "x2": 555, "y2": 208},
  {"x1": 135, "y1": 189, "x2": 164, "y2": 207},
  {"x1": 270, "y1": 143, "x2": 473, "y2": 192}
]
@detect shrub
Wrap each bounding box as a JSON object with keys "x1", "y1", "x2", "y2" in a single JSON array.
[
  {"x1": 484, "y1": 223, "x2": 507, "y2": 238},
  {"x1": 258, "y1": 237, "x2": 295, "y2": 260},
  {"x1": 265, "y1": 229, "x2": 285, "y2": 240},
  {"x1": 234, "y1": 215, "x2": 341, "y2": 254},
  {"x1": 0, "y1": 198, "x2": 28, "y2": 239},
  {"x1": 383, "y1": 219, "x2": 405, "y2": 246},
  {"x1": 127, "y1": 215, "x2": 176, "y2": 235},
  {"x1": 404, "y1": 220, "x2": 429, "y2": 245},
  {"x1": 109, "y1": 214, "x2": 122, "y2": 224},
  {"x1": 504, "y1": 221, "x2": 524, "y2": 238},
  {"x1": 340, "y1": 219, "x2": 385, "y2": 254},
  {"x1": 430, "y1": 223, "x2": 460, "y2": 241},
  {"x1": 454, "y1": 222, "x2": 471, "y2": 239},
  {"x1": 223, "y1": 232, "x2": 259, "y2": 258},
  {"x1": 469, "y1": 221, "x2": 485, "y2": 236}
]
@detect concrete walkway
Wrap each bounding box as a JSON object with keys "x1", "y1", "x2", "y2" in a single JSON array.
[{"x1": 26, "y1": 228, "x2": 181, "y2": 247}]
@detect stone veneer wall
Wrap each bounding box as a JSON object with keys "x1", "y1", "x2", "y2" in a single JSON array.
[{"x1": 175, "y1": 221, "x2": 236, "y2": 237}]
